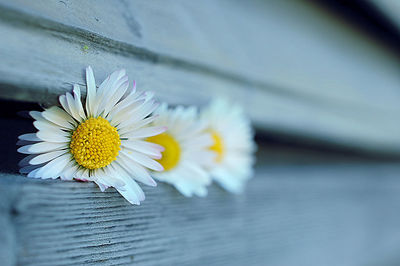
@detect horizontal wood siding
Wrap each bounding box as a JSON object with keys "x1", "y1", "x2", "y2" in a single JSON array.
[
  {"x1": 0, "y1": 0, "x2": 399, "y2": 152},
  {"x1": 1, "y1": 163, "x2": 400, "y2": 265}
]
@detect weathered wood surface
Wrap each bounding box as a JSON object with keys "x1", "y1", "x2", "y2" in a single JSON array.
[
  {"x1": 0, "y1": 0, "x2": 400, "y2": 153},
  {"x1": 1, "y1": 162, "x2": 400, "y2": 266}
]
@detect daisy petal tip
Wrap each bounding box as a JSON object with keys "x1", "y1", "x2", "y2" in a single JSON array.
[
  {"x1": 128, "y1": 198, "x2": 140, "y2": 205},
  {"x1": 149, "y1": 178, "x2": 157, "y2": 187},
  {"x1": 197, "y1": 191, "x2": 207, "y2": 198},
  {"x1": 27, "y1": 171, "x2": 37, "y2": 178},
  {"x1": 153, "y1": 153, "x2": 162, "y2": 160},
  {"x1": 17, "y1": 146, "x2": 30, "y2": 154},
  {"x1": 86, "y1": 65, "x2": 93, "y2": 73},
  {"x1": 73, "y1": 84, "x2": 80, "y2": 92},
  {"x1": 157, "y1": 146, "x2": 165, "y2": 152}
]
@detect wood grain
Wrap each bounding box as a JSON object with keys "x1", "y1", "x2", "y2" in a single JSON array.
[
  {"x1": 1, "y1": 163, "x2": 400, "y2": 266},
  {"x1": 0, "y1": 0, "x2": 399, "y2": 153}
]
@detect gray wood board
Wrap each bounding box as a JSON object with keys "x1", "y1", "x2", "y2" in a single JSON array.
[
  {"x1": 1, "y1": 0, "x2": 400, "y2": 107},
  {"x1": 1, "y1": 163, "x2": 400, "y2": 266},
  {"x1": 0, "y1": 0, "x2": 400, "y2": 153}
]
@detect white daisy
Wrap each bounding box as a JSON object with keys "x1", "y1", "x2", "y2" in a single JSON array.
[
  {"x1": 146, "y1": 104, "x2": 215, "y2": 197},
  {"x1": 201, "y1": 98, "x2": 256, "y2": 193},
  {"x1": 17, "y1": 66, "x2": 166, "y2": 205}
]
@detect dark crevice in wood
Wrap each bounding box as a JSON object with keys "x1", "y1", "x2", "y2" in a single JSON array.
[
  {"x1": 310, "y1": 0, "x2": 400, "y2": 58},
  {"x1": 255, "y1": 131, "x2": 400, "y2": 164}
]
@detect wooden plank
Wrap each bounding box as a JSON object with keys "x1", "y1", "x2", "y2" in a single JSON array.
[
  {"x1": 1, "y1": 0, "x2": 399, "y2": 107},
  {"x1": 0, "y1": 3, "x2": 399, "y2": 154},
  {"x1": 1, "y1": 162, "x2": 400, "y2": 265},
  {"x1": 0, "y1": 181, "x2": 18, "y2": 266}
]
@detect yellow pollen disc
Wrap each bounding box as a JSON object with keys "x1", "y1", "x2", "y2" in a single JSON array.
[
  {"x1": 147, "y1": 133, "x2": 181, "y2": 171},
  {"x1": 209, "y1": 131, "x2": 224, "y2": 162},
  {"x1": 70, "y1": 117, "x2": 121, "y2": 170}
]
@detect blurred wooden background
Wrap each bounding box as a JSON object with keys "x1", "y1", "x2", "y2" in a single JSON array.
[{"x1": 0, "y1": 0, "x2": 400, "y2": 265}]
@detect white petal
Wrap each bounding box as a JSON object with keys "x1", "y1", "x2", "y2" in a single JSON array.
[
  {"x1": 20, "y1": 164, "x2": 39, "y2": 174},
  {"x1": 102, "y1": 79, "x2": 129, "y2": 117},
  {"x1": 60, "y1": 162, "x2": 79, "y2": 180},
  {"x1": 118, "y1": 101, "x2": 159, "y2": 130},
  {"x1": 16, "y1": 140, "x2": 35, "y2": 146},
  {"x1": 95, "y1": 181, "x2": 109, "y2": 192},
  {"x1": 123, "y1": 115, "x2": 159, "y2": 132},
  {"x1": 36, "y1": 130, "x2": 70, "y2": 143},
  {"x1": 18, "y1": 133, "x2": 41, "y2": 141},
  {"x1": 73, "y1": 85, "x2": 86, "y2": 121},
  {"x1": 174, "y1": 181, "x2": 195, "y2": 197},
  {"x1": 42, "y1": 106, "x2": 76, "y2": 130},
  {"x1": 59, "y1": 94, "x2": 73, "y2": 119},
  {"x1": 213, "y1": 168, "x2": 245, "y2": 194},
  {"x1": 98, "y1": 69, "x2": 126, "y2": 99},
  {"x1": 112, "y1": 163, "x2": 145, "y2": 204},
  {"x1": 122, "y1": 126, "x2": 166, "y2": 139},
  {"x1": 94, "y1": 166, "x2": 126, "y2": 188},
  {"x1": 120, "y1": 80, "x2": 136, "y2": 101},
  {"x1": 85, "y1": 66, "x2": 96, "y2": 117},
  {"x1": 185, "y1": 150, "x2": 215, "y2": 166},
  {"x1": 96, "y1": 70, "x2": 126, "y2": 116},
  {"x1": 121, "y1": 150, "x2": 163, "y2": 171},
  {"x1": 18, "y1": 142, "x2": 67, "y2": 154},
  {"x1": 182, "y1": 134, "x2": 213, "y2": 149},
  {"x1": 33, "y1": 121, "x2": 62, "y2": 132},
  {"x1": 29, "y1": 150, "x2": 68, "y2": 165},
  {"x1": 122, "y1": 140, "x2": 163, "y2": 159},
  {"x1": 180, "y1": 162, "x2": 211, "y2": 185},
  {"x1": 75, "y1": 168, "x2": 90, "y2": 181},
  {"x1": 194, "y1": 186, "x2": 208, "y2": 197},
  {"x1": 92, "y1": 76, "x2": 110, "y2": 117},
  {"x1": 35, "y1": 154, "x2": 70, "y2": 179},
  {"x1": 66, "y1": 92, "x2": 81, "y2": 122},
  {"x1": 26, "y1": 168, "x2": 41, "y2": 178},
  {"x1": 108, "y1": 98, "x2": 145, "y2": 125},
  {"x1": 118, "y1": 153, "x2": 157, "y2": 186},
  {"x1": 29, "y1": 111, "x2": 43, "y2": 121},
  {"x1": 19, "y1": 154, "x2": 36, "y2": 167}
]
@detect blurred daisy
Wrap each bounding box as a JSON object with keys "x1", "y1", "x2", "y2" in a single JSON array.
[
  {"x1": 17, "y1": 66, "x2": 166, "y2": 205},
  {"x1": 201, "y1": 98, "x2": 256, "y2": 193},
  {"x1": 146, "y1": 104, "x2": 215, "y2": 197}
]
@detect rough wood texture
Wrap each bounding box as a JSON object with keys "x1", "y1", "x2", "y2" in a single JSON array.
[
  {"x1": 0, "y1": 0, "x2": 399, "y2": 153},
  {"x1": 1, "y1": 162, "x2": 400, "y2": 266}
]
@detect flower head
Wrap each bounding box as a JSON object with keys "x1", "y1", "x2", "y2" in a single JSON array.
[
  {"x1": 147, "y1": 104, "x2": 215, "y2": 197},
  {"x1": 201, "y1": 98, "x2": 256, "y2": 193},
  {"x1": 17, "y1": 66, "x2": 166, "y2": 205}
]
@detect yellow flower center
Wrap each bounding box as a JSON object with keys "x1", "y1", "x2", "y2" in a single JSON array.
[
  {"x1": 70, "y1": 117, "x2": 121, "y2": 170},
  {"x1": 147, "y1": 133, "x2": 181, "y2": 171},
  {"x1": 210, "y1": 131, "x2": 224, "y2": 162}
]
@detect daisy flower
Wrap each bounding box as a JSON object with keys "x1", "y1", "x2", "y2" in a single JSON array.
[
  {"x1": 146, "y1": 104, "x2": 215, "y2": 197},
  {"x1": 17, "y1": 66, "x2": 166, "y2": 205},
  {"x1": 201, "y1": 98, "x2": 256, "y2": 193}
]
